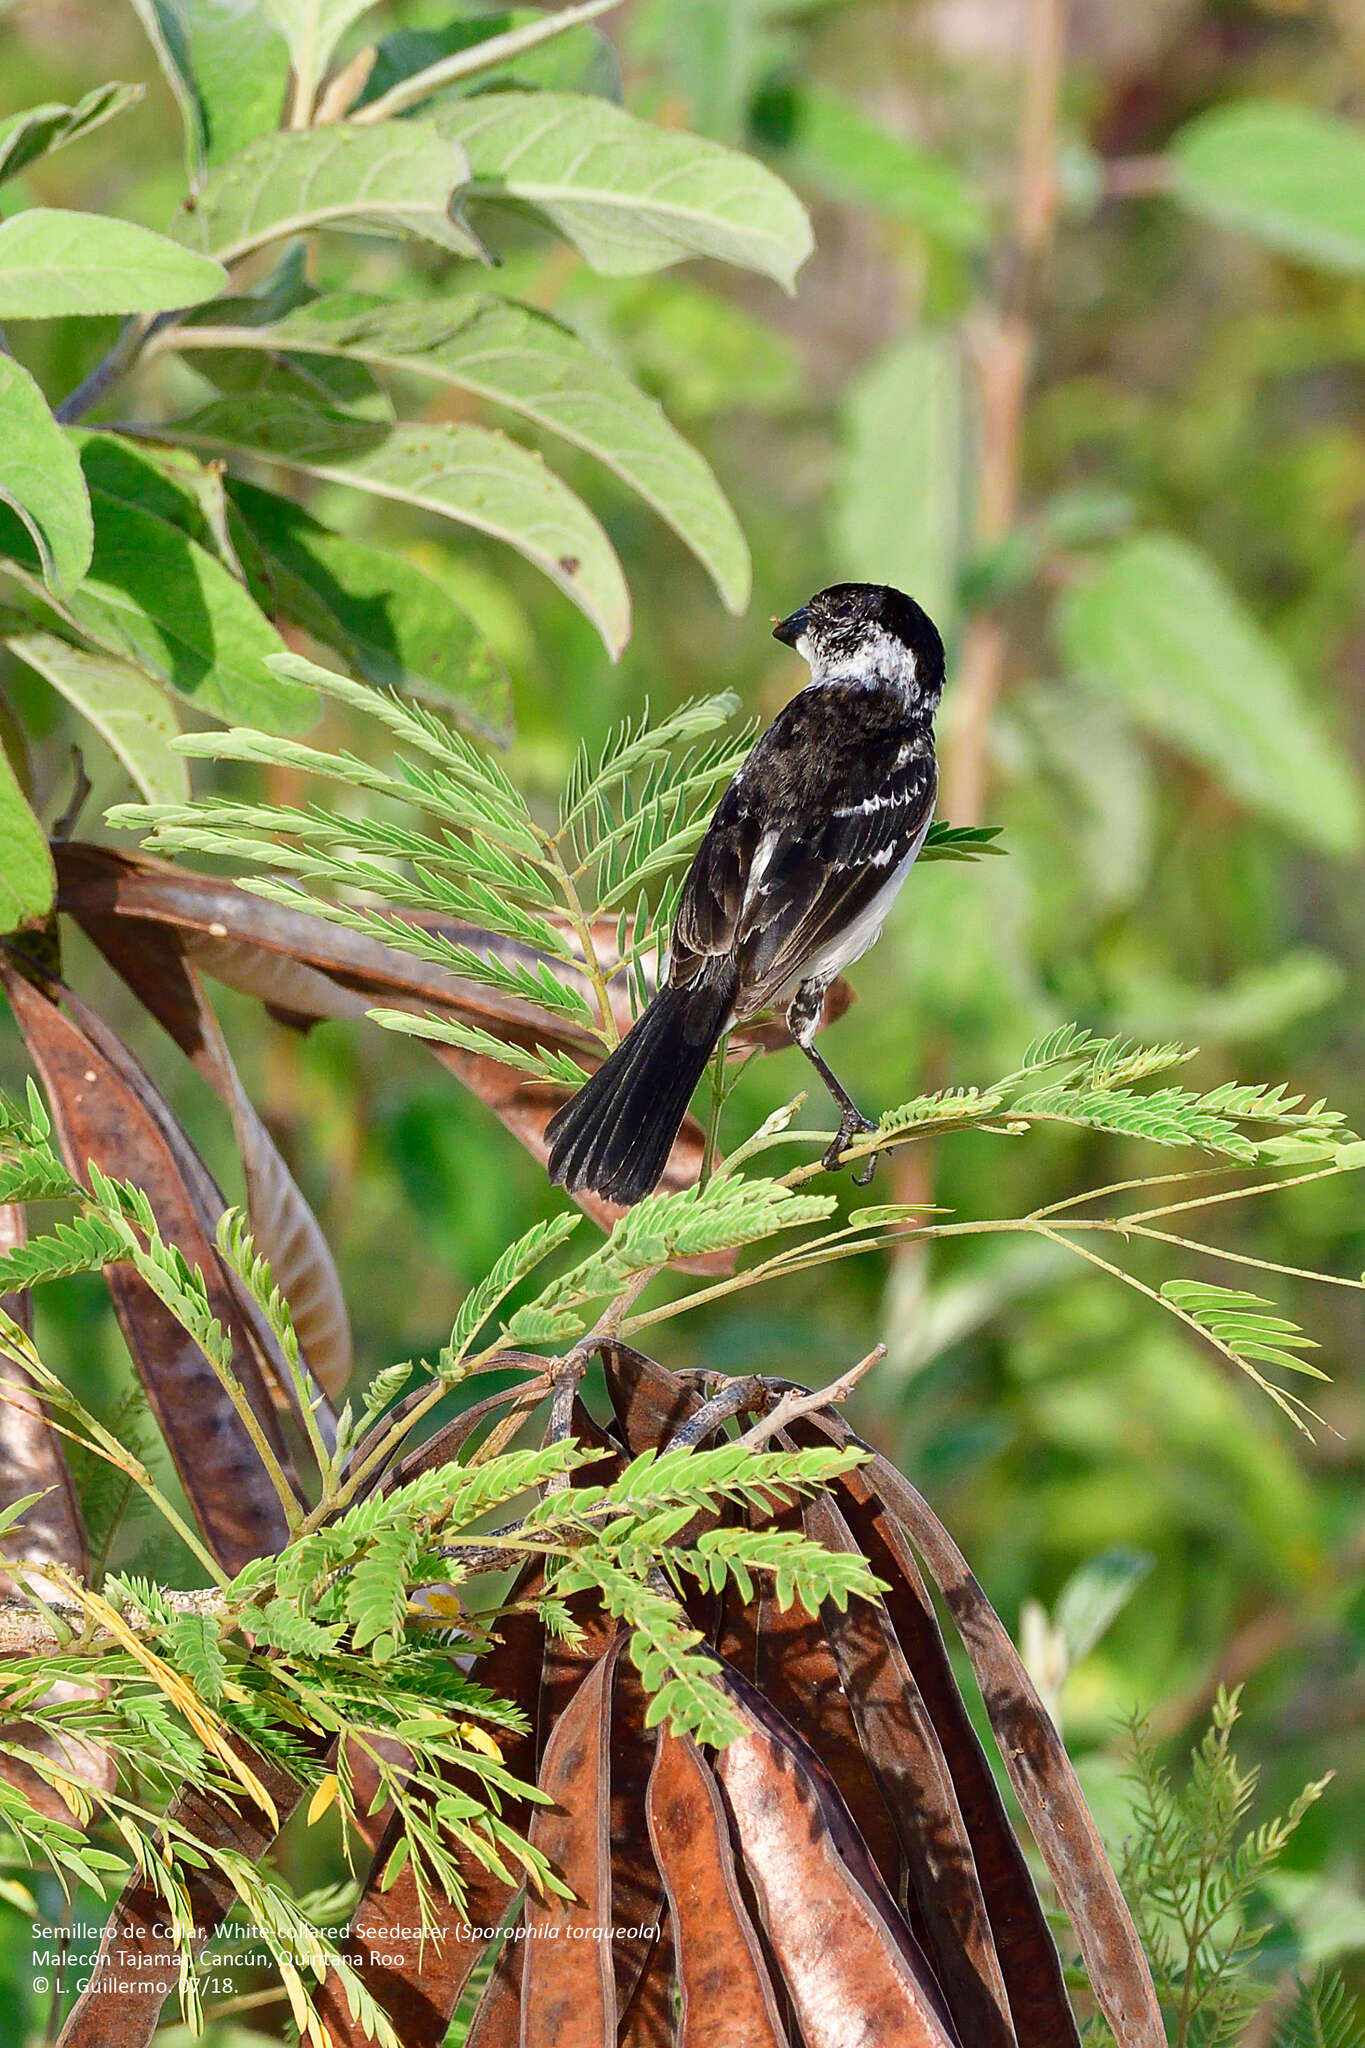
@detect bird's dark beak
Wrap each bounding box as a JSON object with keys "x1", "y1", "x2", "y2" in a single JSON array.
[{"x1": 772, "y1": 605, "x2": 809, "y2": 648}]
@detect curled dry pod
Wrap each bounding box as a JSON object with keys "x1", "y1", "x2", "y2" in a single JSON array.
[
  {"x1": 714, "y1": 1663, "x2": 963, "y2": 2048},
  {"x1": 57, "y1": 1739, "x2": 309, "y2": 2048},
  {"x1": 825, "y1": 1447, "x2": 1079, "y2": 2048},
  {"x1": 805, "y1": 1414, "x2": 1164, "y2": 2048},
  {"x1": 54, "y1": 842, "x2": 727, "y2": 1248},
  {"x1": 0, "y1": 1204, "x2": 115, "y2": 1823},
  {"x1": 59, "y1": 876, "x2": 351, "y2": 1400},
  {"x1": 312, "y1": 1573, "x2": 547, "y2": 2048},
  {"x1": 803, "y1": 1490, "x2": 1015, "y2": 2047},
  {"x1": 1, "y1": 962, "x2": 298, "y2": 1572},
  {"x1": 647, "y1": 1728, "x2": 788, "y2": 2047},
  {"x1": 521, "y1": 1636, "x2": 622, "y2": 2047}
]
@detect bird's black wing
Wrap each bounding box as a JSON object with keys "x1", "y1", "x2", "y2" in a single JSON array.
[{"x1": 669, "y1": 685, "x2": 936, "y2": 1010}]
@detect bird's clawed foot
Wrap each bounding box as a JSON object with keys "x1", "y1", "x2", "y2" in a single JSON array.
[{"x1": 821, "y1": 1109, "x2": 879, "y2": 1183}]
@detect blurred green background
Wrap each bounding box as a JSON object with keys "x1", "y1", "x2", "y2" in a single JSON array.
[{"x1": 2, "y1": 0, "x2": 1363, "y2": 2034}]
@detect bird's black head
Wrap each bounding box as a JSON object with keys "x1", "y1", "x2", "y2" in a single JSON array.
[{"x1": 773, "y1": 582, "x2": 945, "y2": 708}]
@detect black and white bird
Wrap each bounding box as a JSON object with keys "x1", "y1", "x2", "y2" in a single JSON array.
[{"x1": 546, "y1": 583, "x2": 946, "y2": 1206}]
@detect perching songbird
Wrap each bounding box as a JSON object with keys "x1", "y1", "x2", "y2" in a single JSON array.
[{"x1": 546, "y1": 583, "x2": 946, "y2": 1207}]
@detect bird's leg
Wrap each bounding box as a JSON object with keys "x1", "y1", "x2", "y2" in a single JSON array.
[{"x1": 787, "y1": 984, "x2": 879, "y2": 1182}]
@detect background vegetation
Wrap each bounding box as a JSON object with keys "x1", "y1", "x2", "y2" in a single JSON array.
[{"x1": 1, "y1": 0, "x2": 1363, "y2": 2040}]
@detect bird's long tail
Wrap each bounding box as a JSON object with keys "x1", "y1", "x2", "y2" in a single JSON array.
[{"x1": 546, "y1": 968, "x2": 737, "y2": 1206}]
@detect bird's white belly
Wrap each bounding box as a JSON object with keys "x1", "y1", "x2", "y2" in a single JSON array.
[{"x1": 778, "y1": 807, "x2": 933, "y2": 998}]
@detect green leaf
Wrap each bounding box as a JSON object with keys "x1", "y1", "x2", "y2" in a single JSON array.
[
  {"x1": 0, "y1": 82, "x2": 144, "y2": 189},
  {"x1": 0, "y1": 1214, "x2": 124, "y2": 1290},
  {"x1": 0, "y1": 211, "x2": 227, "y2": 320},
  {"x1": 1052, "y1": 1547, "x2": 1154, "y2": 1666},
  {"x1": 1272, "y1": 1971, "x2": 1362, "y2": 2048},
  {"x1": 258, "y1": 0, "x2": 381, "y2": 100},
  {"x1": 753, "y1": 80, "x2": 989, "y2": 249},
  {"x1": 832, "y1": 334, "x2": 966, "y2": 638},
  {"x1": 162, "y1": 1612, "x2": 228, "y2": 1702},
  {"x1": 226, "y1": 478, "x2": 510, "y2": 735},
  {"x1": 162, "y1": 396, "x2": 632, "y2": 657},
  {"x1": 1060, "y1": 535, "x2": 1364, "y2": 856},
  {"x1": 361, "y1": 5, "x2": 622, "y2": 116},
  {"x1": 183, "y1": 292, "x2": 750, "y2": 611},
  {"x1": 5, "y1": 633, "x2": 189, "y2": 803},
  {"x1": 8, "y1": 492, "x2": 316, "y2": 732},
  {"x1": 169, "y1": 121, "x2": 477, "y2": 266},
  {"x1": 0, "y1": 359, "x2": 92, "y2": 599},
  {"x1": 129, "y1": 0, "x2": 291, "y2": 185},
  {"x1": 431, "y1": 90, "x2": 813, "y2": 288},
  {"x1": 175, "y1": 299, "x2": 394, "y2": 419},
  {"x1": 560, "y1": 273, "x2": 802, "y2": 420},
  {"x1": 0, "y1": 744, "x2": 54, "y2": 936},
  {"x1": 445, "y1": 1211, "x2": 582, "y2": 1362},
  {"x1": 67, "y1": 429, "x2": 209, "y2": 542},
  {"x1": 368, "y1": 1009, "x2": 590, "y2": 1088},
  {"x1": 1160, "y1": 1280, "x2": 1326, "y2": 1377},
  {"x1": 1170, "y1": 100, "x2": 1365, "y2": 275},
  {"x1": 346, "y1": 1524, "x2": 418, "y2": 1652},
  {"x1": 919, "y1": 822, "x2": 1005, "y2": 863}
]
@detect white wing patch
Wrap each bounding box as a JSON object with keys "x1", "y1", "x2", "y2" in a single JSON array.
[{"x1": 741, "y1": 826, "x2": 781, "y2": 914}]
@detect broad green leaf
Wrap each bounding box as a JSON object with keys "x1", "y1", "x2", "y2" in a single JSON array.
[
  {"x1": 226, "y1": 477, "x2": 511, "y2": 734},
  {"x1": 0, "y1": 488, "x2": 314, "y2": 732},
  {"x1": 831, "y1": 333, "x2": 965, "y2": 636},
  {"x1": 5, "y1": 633, "x2": 189, "y2": 803},
  {"x1": 180, "y1": 335, "x2": 394, "y2": 421},
  {"x1": 1170, "y1": 100, "x2": 1365, "y2": 274},
  {"x1": 0, "y1": 212, "x2": 226, "y2": 320},
  {"x1": 1060, "y1": 534, "x2": 1364, "y2": 856},
  {"x1": 0, "y1": 743, "x2": 54, "y2": 935},
  {"x1": 360, "y1": 6, "x2": 622, "y2": 114},
  {"x1": 432, "y1": 90, "x2": 813, "y2": 287},
  {"x1": 0, "y1": 358, "x2": 92, "y2": 599},
  {"x1": 129, "y1": 0, "x2": 290, "y2": 186},
  {"x1": 170, "y1": 122, "x2": 477, "y2": 265},
  {"x1": 71, "y1": 494, "x2": 313, "y2": 729},
  {"x1": 0, "y1": 82, "x2": 143, "y2": 189},
  {"x1": 163, "y1": 396, "x2": 632, "y2": 655},
  {"x1": 753, "y1": 80, "x2": 989, "y2": 249},
  {"x1": 69, "y1": 430, "x2": 212, "y2": 541},
  {"x1": 170, "y1": 280, "x2": 392, "y2": 419},
  {"x1": 178, "y1": 291, "x2": 750, "y2": 609},
  {"x1": 258, "y1": 0, "x2": 381, "y2": 104}
]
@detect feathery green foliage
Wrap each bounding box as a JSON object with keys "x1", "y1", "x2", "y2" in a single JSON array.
[{"x1": 1108, "y1": 1691, "x2": 1334, "y2": 2048}]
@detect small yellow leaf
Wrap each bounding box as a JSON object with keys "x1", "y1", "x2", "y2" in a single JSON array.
[
  {"x1": 307, "y1": 1774, "x2": 339, "y2": 1826},
  {"x1": 458, "y1": 1721, "x2": 501, "y2": 1758},
  {"x1": 423, "y1": 1590, "x2": 464, "y2": 1618}
]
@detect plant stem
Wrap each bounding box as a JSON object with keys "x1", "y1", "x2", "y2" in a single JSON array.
[
  {"x1": 353, "y1": 0, "x2": 624, "y2": 125},
  {"x1": 541, "y1": 835, "x2": 619, "y2": 1046},
  {"x1": 699, "y1": 1032, "x2": 731, "y2": 1188},
  {"x1": 942, "y1": 0, "x2": 1066, "y2": 826},
  {"x1": 55, "y1": 315, "x2": 151, "y2": 424}
]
